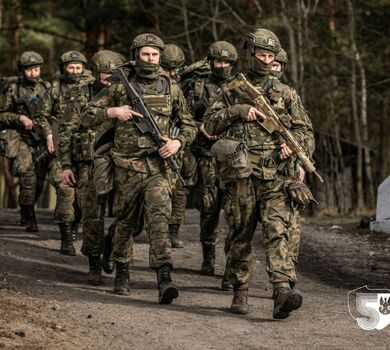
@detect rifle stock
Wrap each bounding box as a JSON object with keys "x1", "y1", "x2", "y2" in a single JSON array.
[
  {"x1": 225, "y1": 73, "x2": 324, "y2": 183},
  {"x1": 114, "y1": 68, "x2": 186, "y2": 186}
]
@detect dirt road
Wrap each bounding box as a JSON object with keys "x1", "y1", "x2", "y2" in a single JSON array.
[{"x1": 0, "y1": 208, "x2": 389, "y2": 349}]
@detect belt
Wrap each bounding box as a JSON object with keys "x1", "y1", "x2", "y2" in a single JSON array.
[{"x1": 248, "y1": 153, "x2": 276, "y2": 168}]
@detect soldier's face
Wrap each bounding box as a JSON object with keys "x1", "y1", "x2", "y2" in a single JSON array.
[
  {"x1": 66, "y1": 63, "x2": 84, "y2": 75},
  {"x1": 99, "y1": 72, "x2": 111, "y2": 86},
  {"x1": 24, "y1": 66, "x2": 41, "y2": 78},
  {"x1": 139, "y1": 46, "x2": 160, "y2": 64},
  {"x1": 213, "y1": 60, "x2": 230, "y2": 68},
  {"x1": 272, "y1": 61, "x2": 282, "y2": 72},
  {"x1": 255, "y1": 51, "x2": 275, "y2": 64}
]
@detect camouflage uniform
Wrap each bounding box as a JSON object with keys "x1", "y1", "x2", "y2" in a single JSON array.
[
  {"x1": 36, "y1": 51, "x2": 93, "y2": 256},
  {"x1": 205, "y1": 29, "x2": 313, "y2": 318},
  {"x1": 0, "y1": 52, "x2": 49, "y2": 232},
  {"x1": 271, "y1": 48, "x2": 315, "y2": 268},
  {"x1": 185, "y1": 41, "x2": 238, "y2": 278},
  {"x1": 61, "y1": 50, "x2": 126, "y2": 284},
  {"x1": 82, "y1": 33, "x2": 197, "y2": 303},
  {"x1": 161, "y1": 43, "x2": 191, "y2": 248}
]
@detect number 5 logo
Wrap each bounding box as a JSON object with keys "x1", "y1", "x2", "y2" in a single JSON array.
[{"x1": 348, "y1": 285, "x2": 390, "y2": 330}]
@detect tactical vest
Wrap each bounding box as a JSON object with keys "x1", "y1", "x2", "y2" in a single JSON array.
[
  {"x1": 112, "y1": 74, "x2": 179, "y2": 175},
  {"x1": 191, "y1": 80, "x2": 222, "y2": 156},
  {"x1": 52, "y1": 77, "x2": 95, "y2": 162},
  {"x1": 7, "y1": 79, "x2": 49, "y2": 145}
]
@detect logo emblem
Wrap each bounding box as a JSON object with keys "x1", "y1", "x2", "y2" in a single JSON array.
[
  {"x1": 267, "y1": 38, "x2": 275, "y2": 47},
  {"x1": 220, "y1": 49, "x2": 229, "y2": 57},
  {"x1": 348, "y1": 285, "x2": 390, "y2": 330}
]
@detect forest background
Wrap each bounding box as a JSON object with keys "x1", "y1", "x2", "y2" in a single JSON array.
[{"x1": 0, "y1": 0, "x2": 389, "y2": 214}]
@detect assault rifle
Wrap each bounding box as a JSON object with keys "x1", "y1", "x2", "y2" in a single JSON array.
[
  {"x1": 16, "y1": 94, "x2": 52, "y2": 164},
  {"x1": 112, "y1": 68, "x2": 186, "y2": 186},
  {"x1": 224, "y1": 73, "x2": 324, "y2": 183}
]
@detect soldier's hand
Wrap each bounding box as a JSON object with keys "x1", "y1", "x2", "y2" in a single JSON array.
[
  {"x1": 244, "y1": 107, "x2": 266, "y2": 122},
  {"x1": 298, "y1": 166, "x2": 306, "y2": 181},
  {"x1": 46, "y1": 134, "x2": 55, "y2": 154},
  {"x1": 159, "y1": 136, "x2": 181, "y2": 158},
  {"x1": 199, "y1": 124, "x2": 217, "y2": 140},
  {"x1": 61, "y1": 169, "x2": 77, "y2": 187},
  {"x1": 19, "y1": 115, "x2": 33, "y2": 130},
  {"x1": 106, "y1": 105, "x2": 143, "y2": 122},
  {"x1": 279, "y1": 142, "x2": 293, "y2": 159}
]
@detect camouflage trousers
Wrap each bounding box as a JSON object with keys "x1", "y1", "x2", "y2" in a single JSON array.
[
  {"x1": 290, "y1": 207, "x2": 300, "y2": 267},
  {"x1": 169, "y1": 148, "x2": 197, "y2": 225},
  {"x1": 73, "y1": 162, "x2": 107, "y2": 257},
  {"x1": 47, "y1": 159, "x2": 75, "y2": 223},
  {"x1": 11, "y1": 141, "x2": 46, "y2": 206},
  {"x1": 113, "y1": 167, "x2": 172, "y2": 268},
  {"x1": 169, "y1": 175, "x2": 188, "y2": 225},
  {"x1": 197, "y1": 155, "x2": 223, "y2": 246},
  {"x1": 224, "y1": 175, "x2": 296, "y2": 290}
]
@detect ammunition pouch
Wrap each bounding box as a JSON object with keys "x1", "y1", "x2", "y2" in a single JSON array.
[
  {"x1": 211, "y1": 138, "x2": 252, "y2": 184},
  {"x1": 71, "y1": 130, "x2": 95, "y2": 162},
  {"x1": 93, "y1": 154, "x2": 114, "y2": 197},
  {"x1": 0, "y1": 129, "x2": 21, "y2": 159}
]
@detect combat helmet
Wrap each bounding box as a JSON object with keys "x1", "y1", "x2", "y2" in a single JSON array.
[
  {"x1": 161, "y1": 44, "x2": 185, "y2": 69},
  {"x1": 275, "y1": 48, "x2": 288, "y2": 65},
  {"x1": 207, "y1": 41, "x2": 238, "y2": 62},
  {"x1": 18, "y1": 51, "x2": 44, "y2": 70},
  {"x1": 130, "y1": 33, "x2": 165, "y2": 60},
  {"x1": 59, "y1": 51, "x2": 87, "y2": 73},
  {"x1": 243, "y1": 28, "x2": 281, "y2": 54},
  {"x1": 89, "y1": 50, "x2": 126, "y2": 73}
]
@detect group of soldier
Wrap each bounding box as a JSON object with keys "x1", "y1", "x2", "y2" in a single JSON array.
[{"x1": 0, "y1": 27, "x2": 316, "y2": 319}]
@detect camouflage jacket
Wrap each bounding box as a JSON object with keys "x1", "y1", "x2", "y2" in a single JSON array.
[
  {"x1": 81, "y1": 71, "x2": 197, "y2": 176},
  {"x1": 186, "y1": 75, "x2": 230, "y2": 157},
  {"x1": 35, "y1": 73, "x2": 95, "y2": 138},
  {"x1": 49, "y1": 74, "x2": 96, "y2": 168},
  {"x1": 0, "y1": 77, "x2": 49, "y2": 145},
  {"x1": 204, "y1": 73, "x2": 312, "y2": 180}
]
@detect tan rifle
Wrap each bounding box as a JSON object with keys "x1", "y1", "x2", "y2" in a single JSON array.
[{"x1": 223, "y1": 73, "x2": 324, "y2": 183}]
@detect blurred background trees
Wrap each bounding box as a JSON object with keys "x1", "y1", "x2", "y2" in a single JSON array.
[{"x1": 0, "y1": 0, "x2": 389, "y2": 214}]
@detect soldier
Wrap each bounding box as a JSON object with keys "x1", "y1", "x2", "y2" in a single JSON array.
[
  {"x1": 60, "y1": 50, "x2": 125, "y2": 284},
  {"x1": 204, "y1": 29, "x2": 314, "y2": 318},
  {"x1": 80, "y1": 33, "x2": 197, "y2": 304},
  {"x1": 0, "y1": 51, "x2": 49, "y2": 232},
  {"x1": 160, "y1": 43, "x2": 192, "y2": 248},
  {"x1": 36, "y1": 50, "x2": 93, "y2": 256},
  {"x1": 161, "y1": 44, "x2": 186, "y2": 80},
  {"x1": 271, "y1": 48, "x2": 315, "y2": 273},
  {"x1": 187, "y1": 41, "x2": 238, "y2": 287}
]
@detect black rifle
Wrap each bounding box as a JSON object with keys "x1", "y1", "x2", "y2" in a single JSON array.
[
  {"x1": 17, "y1": 93, "x2": 52, "y2": 164},
  {"x1": 113, "y1": 68, "x2": 185, "y2": 186}
]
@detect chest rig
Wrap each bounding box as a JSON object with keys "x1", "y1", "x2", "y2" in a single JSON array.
[{"x1": 112, "y1": 75, "x2": 179, "y2": 174}]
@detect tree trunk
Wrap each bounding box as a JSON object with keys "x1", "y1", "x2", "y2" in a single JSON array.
[
  {"x1": 181, "y1": 0, "x2": 195, "y2": 63},
  {"x1": 9, "y1": 0, "x2": 21, "y2": 70},
  {"x1": 280, "y1": 0, "x2": 298, "y2": 86},
  {"x1": 296, "y1": 0, "x2": 305, "y2": 101}
]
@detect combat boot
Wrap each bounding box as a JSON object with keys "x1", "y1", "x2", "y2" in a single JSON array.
[
  {"x1": 25, "y1": 205, "x2": 38, "y2": 232},
  {"x1": 113, "y1": 262, "x2": 130, "y2": 295},
  {"x1": 273, "y1": 287, "x2": 302, "y2": 319},
  {"x1": 71, "y1": 221, "x2": 79, "y2": 241},
  {"x1": 101, "y1": 231, "x2": 114, "y2": 274},
  {"x1": 19, "y1": 205, "x2": 27, "y2": 226},
  {"x1": 156, "y1": 264, "x2": 179, "y2": 304},
  {"x1": 59, "y1": 222, "x2": 76, "y2": 256},
  {"x1": 169, "y1": 224, "x2": 184, "y2": 248},
  {"x1": 221, "y1": 270, "x2": 233, "y2": 291},
  {"x1": 87, "y1": 255, "x2": 103, "y2": 285},
  {"x1": 200, "y1": 243, "x2": 215, "y2": 275},
  {"x1": 231, "y1": 288, "x2": 249, "y2": 315}
]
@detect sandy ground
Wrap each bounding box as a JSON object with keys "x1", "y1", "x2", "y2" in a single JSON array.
[{"x1": 0, "y1": 208, "x2": 390, "y2": 350}]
